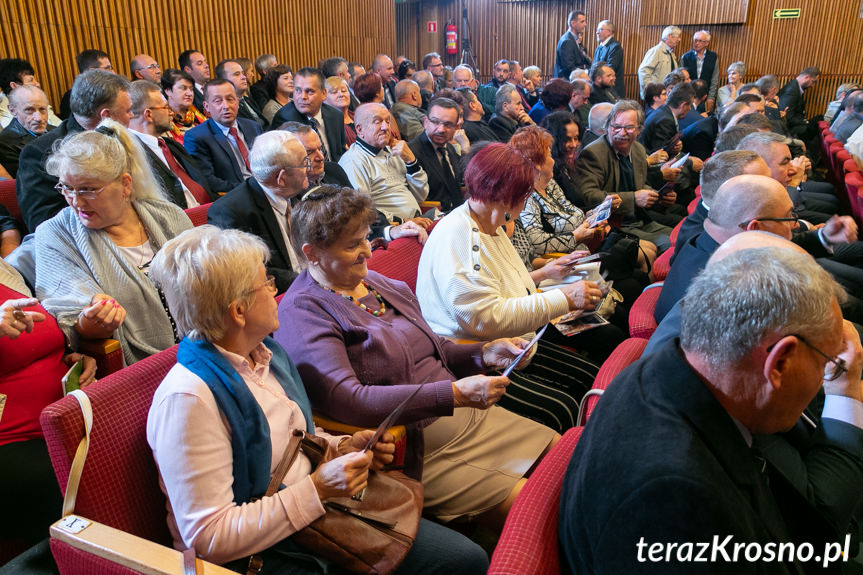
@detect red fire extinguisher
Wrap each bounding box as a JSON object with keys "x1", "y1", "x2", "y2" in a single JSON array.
[{"x1": 446, "y1": 22, "x2": 458, "y2": 55}]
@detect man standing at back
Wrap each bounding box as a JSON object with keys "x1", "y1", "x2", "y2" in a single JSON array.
[
  {"x1": 593, "y1": 20, "x2": 625, "y2": 97},
  {"x1": 272, "y1": 67, "x2": 346, "y2": 162},
  {"x1": 554, "y1": 11, "x2": 591, "y2": 79},
  {"x1": 680, "y1": 30, "x2": 719, "y2": 113},
  {"x1": 638, "y1": 26, "x2": 682, "y2": 98}
]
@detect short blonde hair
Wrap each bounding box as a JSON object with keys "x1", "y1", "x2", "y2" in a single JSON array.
[{"x1": 150, "y1": 225, "x2": 270, "y2": 342}]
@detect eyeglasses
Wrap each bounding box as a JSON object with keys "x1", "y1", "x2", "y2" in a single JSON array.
[
  {"x1": 738, "y1": 209, "x2": 799, "y2": 229},
  {"x1": 143, "y1": 63, "x2": 161, "y2": 70},
  {"x1": 610, "y1": 124, "x2": 640, "y2": 133},
  {"x1": 243, "y1": 275, "x2": 277, "y2": 296},
  {"x1": 285, "y1": 157, "x2": 313, "y2": 170},
  {"x1": 769, "y1": 334, "x2": 848, "y2": 381},
  {"x1": 54, "y1": 181, "x2": 114, "y2": 201},
  {"x1": 428, "y1": 63, "x2": 443, "y2": 69},
  {"x1": 147, "y1": 105, "x2": 173, "y2": 113},
  {"x1": 427, "y1": 117, "x2": 459, "y2": 130}
]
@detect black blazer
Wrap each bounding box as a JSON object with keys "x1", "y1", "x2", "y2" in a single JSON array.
[
  {"x1": 778, "y1": 79, "x2": 808, "y2": 136},
  {"x1": 407, "y1": 132, "x2": 463, "y2": 212},
  {"x1": 641, "y1": 104, "x2": 679, "y2": 154},
  {"x1": 137, "y1": 135, "x2": 215, "y2": 209},
  {"x1": 182, "y1": 118, "x2": 262, "y2": 196},
  {"x1": 249, "y1": 80, "x2": 270, "y2": 111},
  {"x1": 680, "y1": 115, "x2": 718, "y2": 160},
  {"x1": 462, "y1": 119, "x2": 499, "y2": 145},
  {"x1": 593, "y1": 38, "x2": 625, "y2": 96},
  {"x1": 0, "y1": 118, "x2": 43, "y2": 178},
  {"x1": 238, "y1": 96, "x2": 268, "y2": 130},
  {"x1": 207, "y1": 177, "x2": 297, "y2": 294},
  {"x1": 680, "y1": 50, "x2": 718, "y2": 96},
  {"x1": 588, "y1": 85, "x2": 620, "y2": 107},
  {"x1": 192, "y1": 86, "x2": 205, "y2": 113},
  {"x1": 271, "y1": 102, "x2": 347, "y2": 162},
  {"x1": 16, "y1": 115, "x2": 85, "y2": 233},
  {"x1": 554, "y1": 30, "x2": 591, "y2": 79}
]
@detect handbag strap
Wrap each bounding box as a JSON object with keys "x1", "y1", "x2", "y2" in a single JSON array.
[{"x1": 62, "y1": 389, "x2": 93, "y2": 518}]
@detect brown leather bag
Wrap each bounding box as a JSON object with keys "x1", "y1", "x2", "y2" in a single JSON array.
[{"x1": 250, "y1": 429, "x2": 423, "y2": 575}]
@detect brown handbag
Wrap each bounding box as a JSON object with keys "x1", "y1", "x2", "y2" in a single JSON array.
[{"x1": 249, "y1": 429, "x2": 423, "y2": 575}]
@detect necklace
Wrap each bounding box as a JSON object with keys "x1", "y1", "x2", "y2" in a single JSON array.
[{"x1": 321, "y1": 280, "x2": 386, "y2": 317}]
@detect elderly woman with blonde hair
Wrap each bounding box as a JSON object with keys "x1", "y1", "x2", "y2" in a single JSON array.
[
  {"x1": 35, "y1": 119, "x2": 192, "y2": 365},
  {"x1": 147, "y1": 224, "x2": 489, "y2": 574}
]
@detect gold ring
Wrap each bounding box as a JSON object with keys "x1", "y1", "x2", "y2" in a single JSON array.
[{"x1": 12, "y1": 309, "x2": 26, "y2": 322}]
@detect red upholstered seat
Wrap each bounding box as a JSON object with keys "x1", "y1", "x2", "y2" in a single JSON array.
[
  {"x1": 367, "y1": 236, "x2": 425, "y2": 293},
  {"x1": 581, "y1": 337, "x2": 647, "y2": 424},
  {"x1": 653, "y1": 248, "x2": 672, "y2": 281},
  {"x1": 845, "y1": 158, "x2": 861, "y2": 174},
  {"x1": 184, "y1": 203, "x2": 211, "y2": 227},
  {"x1": 846, "y1": 172, "x2": 863, "y2": 222},
  {"x1": 0, "y1": 178, "x2": 21, "y2": 227},
  {"x1": 628, "y1": 282, "x2": 663, "y2": 339},
  {"x1": 487, "y1": 426, "x2": 583, "y2": 575}
]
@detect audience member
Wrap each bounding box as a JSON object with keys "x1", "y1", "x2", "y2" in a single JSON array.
[
  {"x1": 637, "y1": 26, "x2": 681, "y2": 97},
  {"x1": 339, "y1": 102, "x2": 428, "y2": 222},
  {"x1": 127, "y1": 80, "x2": 213, "y2": 209},
  {"x1": 489, "y1": 84, "x2": 534, "y2": 142},
  {"x1": 371, "y1": 54, "x2": 396, "y2": 108},
  {"x1": 323, "y1": 75, "x2": 357, "y2": 147},
  {"x1": 353, "y1": 72, "x2": 385, "y2": 105},
  {"x1": 779, "y1": 65, "x2": 820, "y2": 142},
  {"x1": 542, "y1": 111, "x2": 584, "y2": 204},
  {"x1": 528, "y1": 78, "x2": 573, "y2": 125},
  {"x1": 397, "y1": 58, "x2": 417, "y2": 81},
  {"x1": 272, "y1": 67, "x2": 345, "y2": 162},
  {"x1": 680, "y1": 30, "x2": 719, "y2": 112},
  {"x1": 678, "y1": 79, "x2": 708, "y2": 130},
  {"x1": 452, "y1": 65, "x2": 475, "y2": 90},
  {"x1": 129, "y1": 54, "x2": 162, "y2": 84},
  {"x1": 413, "y1": 70, "x2": 435, "y2": 110},
  {"x1": 588, "y1": 62, "x2": 620, "y2": 106},
  {"x1": 663, "y1": 67, "x2": 689, "y2": 91},
  {"x1": 36, "y1": 120, "x2": 191, "y2": 365},
  {"x1": 713, "y1": 124, "x2": 758, "y2": 153},
  {"x1": 554, "y1": 10, "x2": 591, "y2": 79},
  {"x1": 422, "y1": 52, "x2": 445, "y2": 92},
  {"x1": 825, "y1": 82, "x2": 859, "y2": 124},
  {"x1": 716, "y1": 61, "x2": 744, "y2": 109},
  {"x1": 408, "y1": 98, "x2": 464, "y2": 211},
  {"x1": 249, "y1": 53, "x2": 277, "y2": 110},
  {"x1": 59, "y1": 49, "x2": 113, "y2": 119},
  {"x1": 260, "y1": 64, "x2": 293, "y2": 125},
  {"x1": 582, "y1": 101, "x2": 612, "y2": 146},
  {"x1": 593, "y1": 20, "x2": 625, "y2": 97},
  {"x1": 569, "y1": 79, "x2": 591, "y2": 127},
  {"x1": 390, "y1": 80, "x2": 426, "y2": 142},
  {"x1": 458, "y1": 87, "x2": 498, "y2": 143},
  {"x1": 178, "y1": 49, "x2": 210, "y2": 111},
  {"x1": 641, "y1": 82, "x2": 694, "y2": 154},
  {"x1": 0, "y1": 85, "x2": 52, "y2": 178},
  {"x1": 207, "y1": 131, "x2": 307, "y2": 294},
  {"x1": 0, "y1": 58, "x2": 61, "y2": 128},
  {"x1": 215, "y1": 59, "x2": 266, "y2": 129},
  {"x1": 478, "y1": 59, "x2": 511, "y2": 117},
  {"x1": 17, "y1": 69, "x2": 131, "y2": 233},
  {"x1": 160, "y1": 68, "x2": 204, "y2": 144},
  {"x1": 642, "y1": 82, "x2": 666, "y2": 118},
  {"x1": 834, "y1": 92, "x2": 863, "y2": 144}
]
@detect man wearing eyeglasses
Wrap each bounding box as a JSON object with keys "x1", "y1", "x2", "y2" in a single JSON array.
[
  {"x1": 421, "y1": 52, "x2": 445, "y2": 93},
  {"x1": 207, "y1": 131, "x2": 308, "y2": 294},
  {"x1": 408, "y1": 98, "x2": 464, "y2": 212},
  {"x1": 129, "y1": 54, "x2": 162, "y2": 84}
]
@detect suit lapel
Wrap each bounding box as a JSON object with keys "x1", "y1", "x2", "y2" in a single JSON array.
[
  {"x1": 139, "y1": 140, "x2": 185, "y2": 208},
  {"x1": 208, "y1": 119, "x2": 243, "y2": 181},
  {"x1": 249, "y1": 179, "x2": 291, "y2": 267}
]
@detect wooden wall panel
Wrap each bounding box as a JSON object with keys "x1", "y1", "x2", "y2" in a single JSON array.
[
  {"x1": 396, "y1": 0, "x2": 863, "y2": 116},
  {"x1": 0, "y1": 0, "x2": 395, "y2": 107},
  {"x1": 642, "y1": 0, "x2": 748, "y2": 26}
]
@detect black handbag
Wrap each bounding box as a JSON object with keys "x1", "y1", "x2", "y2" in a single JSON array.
[{"x1": 598, "y1": 229, "x2": 647, "y2": 281}]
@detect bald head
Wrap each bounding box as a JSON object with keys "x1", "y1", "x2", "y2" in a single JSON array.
[
  {"x1": 413, "y1": 70, "x2": 434, "y2": 92},
  {"x1": 8, "y1": 84, "x2": 49, "y2": 135},
  {"x1": 707, "y1": 175, "x2": 793, "y2": 236},
  {"x1": 130, "y1": 54, "x2": 162, "y2": 83},
  {"x1": 395, "y1": 79, "x2": 420, "y2": 105}
]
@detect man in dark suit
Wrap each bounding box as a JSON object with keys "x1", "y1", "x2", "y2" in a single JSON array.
[
  {"x1": 488, "y1": 84, "x2": 533, "y2": 143},
  {"x1": 554, "y1": 10, "x2": 591, "y2": 79},
  {"x1": 215, "y1": 59, "x2": 267, "y2": 130},
  {"x1": 178, "y1": 49, "x2": 210, "y2": 112},
  {"x1": 779, "y1": 66, "x2": 820, "y2": 142},
  {"x1": 250, "y1": 53, "x2": 277, "y2": 110},
  {"x1": 272, "y1": 67, "x2": 346, "y2": 162},
  {"x1": 561, "y1": 234, "x2": 854, "y2": 573},
  {"x1": 408, "y1": 98, "x2": 464, "y2": 212},
  {"x1": 127, "y1": 80, "x2": 213, "y2": 208},
  {"x1": 183, "y1": 79, "x2": 263, "y2": 196},
  {"x1": 641, "y1": 82, "x2": 694, "y2": 154},
  {"x1": 680, "y1": 30, "x2": 719, "y2": 113},
  {"x1": 593, "y1": 20, "x2": 625, "y2": 97},
  {"x1": 680, "y1": 113, "x2": 719, "y2": 160},
  {"x1": 16, "y1": 70, "x2": 130, "y2": 233},
  {"x1": 0, "y1": 85, "x2": 52, "y2": 178},
  {"x1": 58, "y1": 49, "x2": 113, "y2": 120},
  {"x1": 371, "y1": 55, "x2": 397, "y2": 109},
  {"x1": 207, "y1": 131, "x2": 308, "y2": 294},
  {"x1": 458, "y1": 88, "x2": 498, "y2": 144}
]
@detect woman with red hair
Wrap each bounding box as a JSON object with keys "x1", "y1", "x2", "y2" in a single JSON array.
[{"x1": 416, "y1": 142, "x2": 615, "y2": 431}]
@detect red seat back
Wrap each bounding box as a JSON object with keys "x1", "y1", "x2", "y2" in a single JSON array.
[
  {"x1": 844, "y1": 158, "x2": 861, "y2": 174},
  {"x1": 184, "y1": 203, "x2": 211, "y2": 227},
  {"x1": 582, "y1": 338, "x2": 648, "y2": 423},
  {"x1": 488, "y1": 426, "x2": 583, "y2": 575},
  {"x1": 0, "y1": 179, "x2": 21, "y2": 226},
  {"x1": 652, "y1": 248, "x2": 672, "y2": 281},
  {"x1": 40, "y1": 345, "x2": 179, "y2": 548},
  {"x1": 367, "y1": 236, "x2": 425, "y2": 293},
  {"x1": 628, "y1": 283, "x2": 663, "y2": 339}
]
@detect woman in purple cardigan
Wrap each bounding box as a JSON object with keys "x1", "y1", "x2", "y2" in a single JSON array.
[{"x1": 275, "y1": 185, "x2": 558, "y2": 530}]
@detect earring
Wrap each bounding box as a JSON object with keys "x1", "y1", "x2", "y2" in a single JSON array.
[{"x1": 504, "y1": 212, "x2": 512, "y2": 222}]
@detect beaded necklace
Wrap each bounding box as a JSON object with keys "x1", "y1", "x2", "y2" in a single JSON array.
[{"x1": 322, "y1": 280, "x2": 386, "y2": 317}]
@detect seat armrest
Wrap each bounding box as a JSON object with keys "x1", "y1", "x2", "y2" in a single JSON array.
[
  {"x1": 77, "y1": 338, "x2": 121, "y2": 356},
  {"x1": 419, "y1": 200, "x2": 441, "y2": 213},
  {"x1": 50, "y1": 516, "x2": 235, "y2": 574},
  {"x1": 312, "y1": 412, "x2": 406, "y2": 443}
]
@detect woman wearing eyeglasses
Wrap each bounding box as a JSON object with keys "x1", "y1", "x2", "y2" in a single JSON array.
[{"x1": 34, "y1": 120, "x2": 192, "y2": 366}]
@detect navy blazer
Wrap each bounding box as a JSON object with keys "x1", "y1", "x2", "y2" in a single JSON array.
[
  {"x1": 680, "y1": 115, "x2": 718, "y2": 160},
  {"x1": 554, "y1": 30, "x2": 591, "y2": 79},
  {"x1": 680, "y1": 49, "x2": 718, "y2": 99},
  {"x1": 137, "y1": 136, "x2": 214, "y2": 209},
  {"x1": 655, "y1": 230, "x2": 719, "y2": 323},
  {"x1": 593, "y1": 38, "x2": 625, "y2": 96},
  {"x1": 183, "y1": 118, "x2": 262, "y2": 196},
  {"x1": 207, "y1": 177, "x2": 297, "y2": 294},
  {"x1": 271, "y1": 102, "x2": 347, "y2": 162},
  {"x1": 640, "y1": 104, "x2": 678, "y2": 154}
]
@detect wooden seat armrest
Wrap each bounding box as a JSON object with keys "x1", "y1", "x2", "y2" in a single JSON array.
[
  {"x1": 51, "y1": 516, "x2": 235, "y2": 574},
  {"x1": 77, "y1": 338, "x2": 121, "y2": 356},
  {"x1": 446, "y1": 337, "x2": 481, "y2": 345},
  {"x1": 540, "y1": 252, "x2": 568, "y2": 259},
  {"x1": 419, "y1": 200, "x2": 441, "y2": 212},
  {"x1": 312, "y1": 412, "x2": 406, "y2": 442}
]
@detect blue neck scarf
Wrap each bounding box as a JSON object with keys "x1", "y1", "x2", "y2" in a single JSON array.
[{"x1": 176, "y1": 336, "x2": 314, "y2": 503}]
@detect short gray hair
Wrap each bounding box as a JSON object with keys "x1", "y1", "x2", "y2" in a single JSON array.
[
  {"x1": 605, "y1": 100, "x2": 644, "y2": 131},
  {"x1": 249, "y1": 130, "x2": 304, "y2": 184},
  {"x1": 70, "y1": 69, "x2": 130, "y2": 120},
  {"x1": 727, "y1": 61, "x2": 746, "y2": 76},
  {"x1": 495, "y1": 84, "x2": 518, "y2": 114},
  {"x1": 699, "y1": 150, "x2": 762, "y2": 204},
  {"x1": 523, "y1": 66, "x2": 541, "y2": 81},
  {"x1": 150, "y1": 225, "x2": 270, "y2": 342},
  {"x1": 694, "y1": 29, "x2": 711, "y2": 42},
  {"x1": 662, "y1": 26, "x2": 682, "y2": 41},
  {"x1": 681, "y1": 247, "x2": 845, "y2": 370},
  {"x1": 756, "y1": 74, "x2": 778, "y2": 96},
  {"x1": 46, "y1": 118, "x2": 163, "y2": 202},
  {"x1": 737, "y1": 131, "x2": 790, "y2": 157}
]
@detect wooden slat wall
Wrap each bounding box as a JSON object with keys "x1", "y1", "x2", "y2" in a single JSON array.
[
  {"x1": 0, "y1": 0, "x2": 396, "y2": 107},
  {"x1": 396, "y1": 0, "x2": 863, "y2": 115},
  {"x1": 641, "y1": 0, "x2": 748, "y2": 26}
]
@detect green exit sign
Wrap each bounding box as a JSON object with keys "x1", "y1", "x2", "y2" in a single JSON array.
[{"x1": 773, "y1": 8, "x2": 801, "y2": 19}]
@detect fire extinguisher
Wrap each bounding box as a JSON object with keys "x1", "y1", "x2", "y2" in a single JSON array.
[{"x1": 446, "y1": 22, "x2": 458, "y2": 55}]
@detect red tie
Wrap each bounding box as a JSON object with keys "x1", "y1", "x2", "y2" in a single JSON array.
[
  {"x1": 228, "y1": 126, "x2": 250, "y2": 170},
  {"x1": 157, "y1": 138, "x2": 211, "y2": 205}
]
